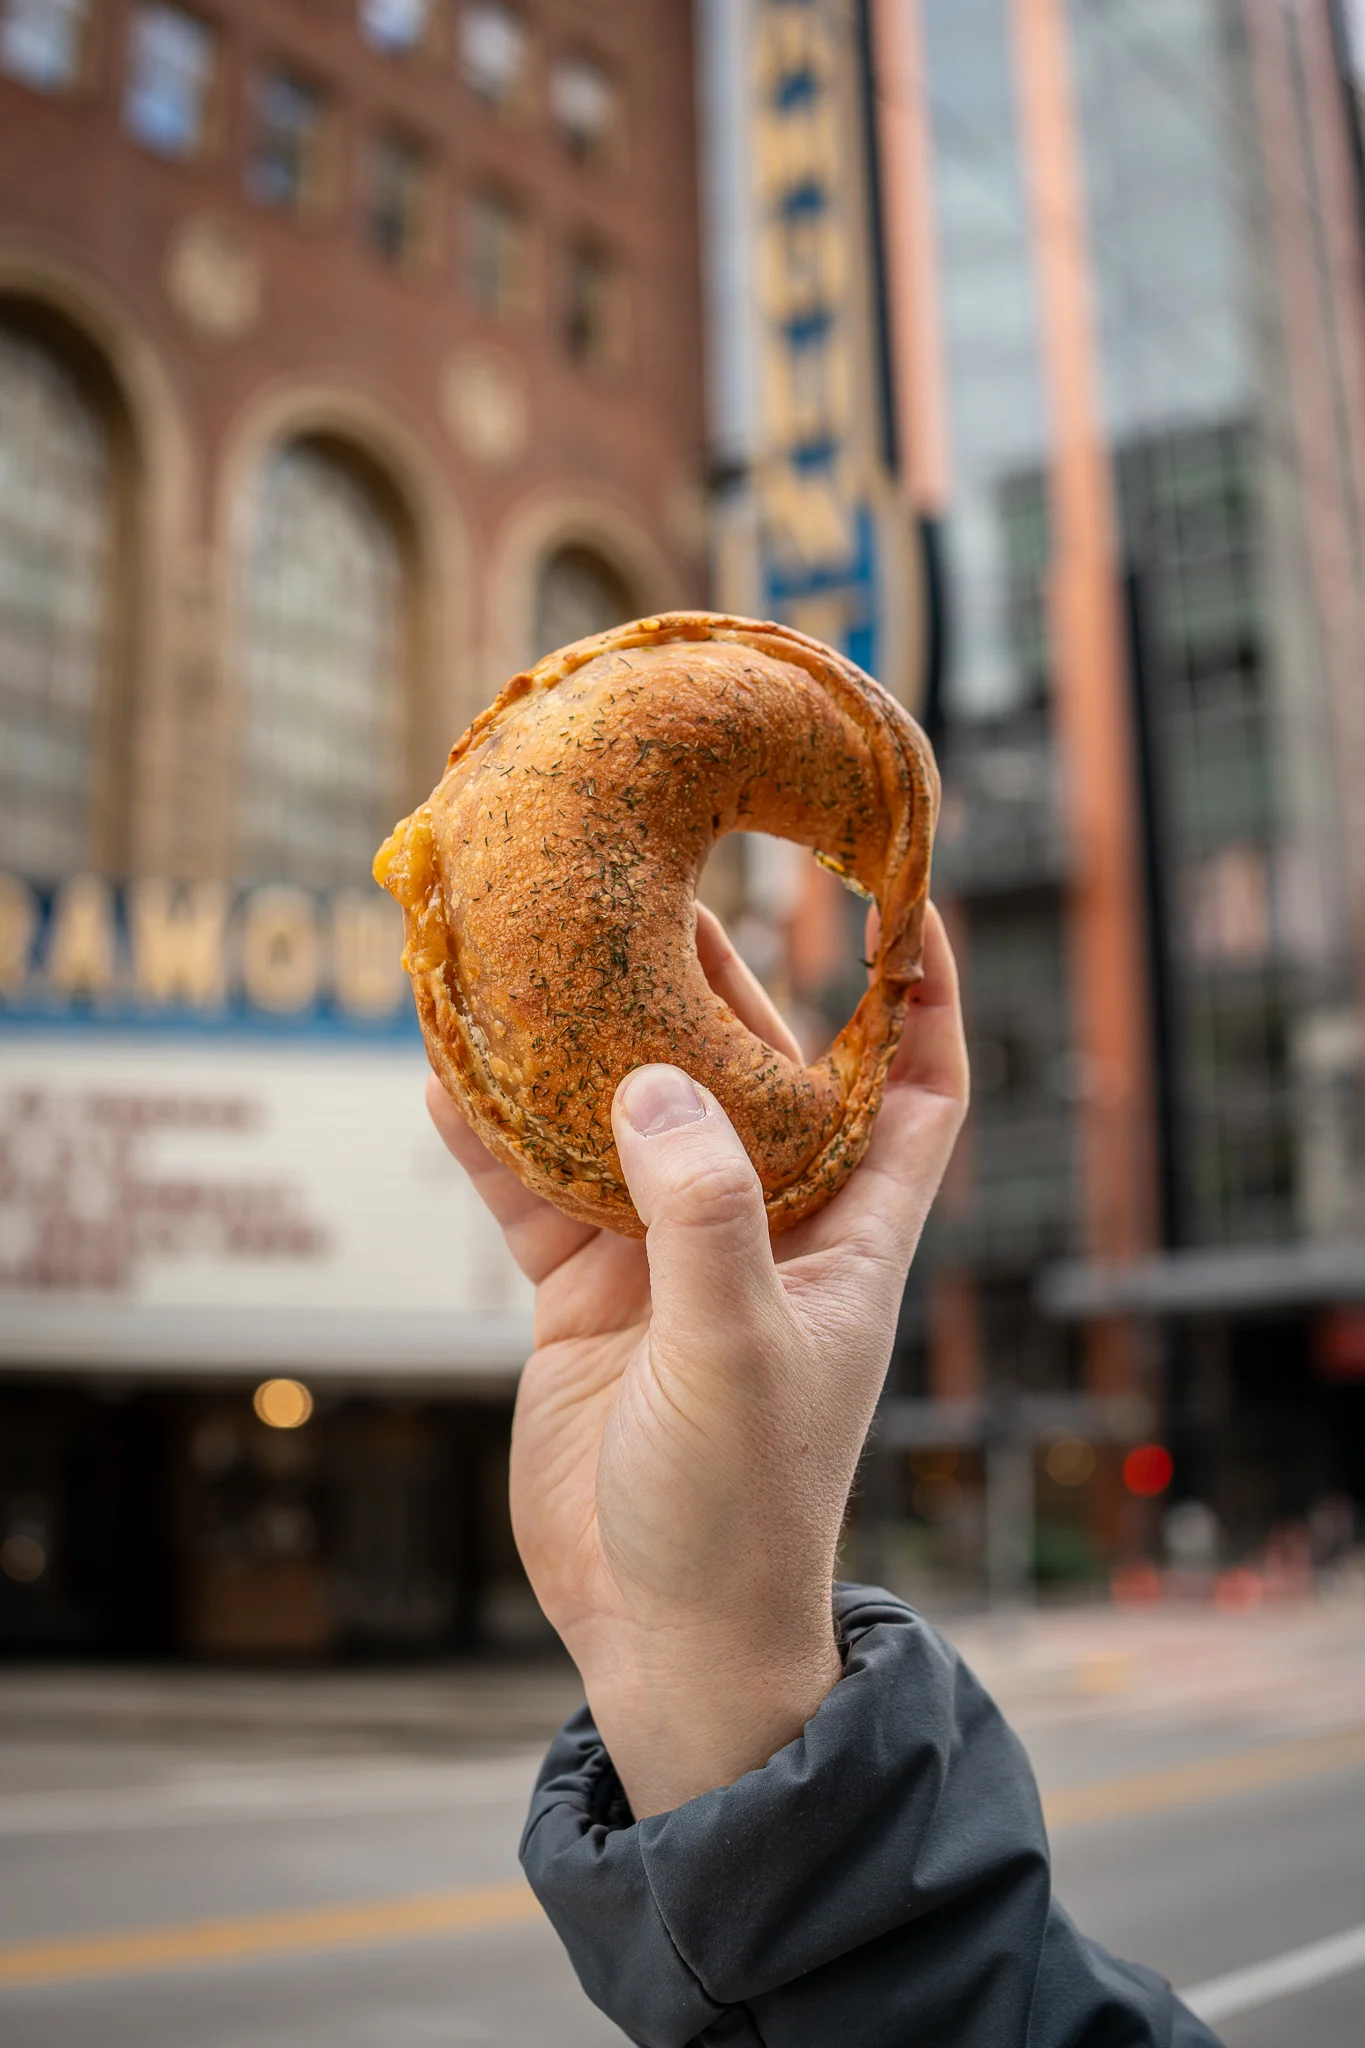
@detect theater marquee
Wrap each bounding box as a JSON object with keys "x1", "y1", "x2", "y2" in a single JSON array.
[
  {"x1": 0, "y1": 875, "x2": 533, "y2": 1381},
  {"x1": 698, "y1": 0, "x2": 925, "y2": 708},
  {"x1": 0, "y1": 873, "x2": 411, "y2": 1029}
]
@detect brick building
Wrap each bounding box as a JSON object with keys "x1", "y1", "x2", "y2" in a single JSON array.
[{"x1": 0, "y1": 0, "x2": 706, "y2": 1656}]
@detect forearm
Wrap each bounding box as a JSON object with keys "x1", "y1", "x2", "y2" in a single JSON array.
[{"x1": 576, "y1": 1612, "x2": 844, "y2": 1820}]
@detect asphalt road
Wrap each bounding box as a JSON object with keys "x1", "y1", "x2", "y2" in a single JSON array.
[{"x1": 0, "y1": 1669, "x2": 1362, "y2": 2044}]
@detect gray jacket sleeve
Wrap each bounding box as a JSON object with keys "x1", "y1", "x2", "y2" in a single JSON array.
[{"x1": 520, "y1": 1583, "x2": 1223, "y2": 2048}]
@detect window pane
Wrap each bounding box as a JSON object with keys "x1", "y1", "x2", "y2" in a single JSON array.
[
  {"x1": 247, "y1": 70, "x2": 326, "y2": 212},
  {"x1": 368, "y1": 132, "x2": 429, "y2": 264},
  {"x1": 0, "y1": 326, "x2": 111, "y2": 877},
  {"x1": 359, "y1": 0, "x2": 432, "y2": 54},
  {"x1": 461, "y1": 2, "x2": 526, "y2": 105},
  {"x1": 534, "y1": 546, "x2": 631, "y2": 658},
  {"x1": 563, "y1": 241, "x2": 622, "y2": 366},
  {"x1": 125, "y1": 5, "x2": 216, "y2": 158},
  {"x1": 240, "y1": 444, "x2": 405, "y2": 888},
  {"x1": 550, "y1": 54, "x2": 616, "y2": 161},
  {"x1": 0, "y1": 0, "x2": 87, "y2": 91},
  {"x1": 466, "y1": 189, "x2": 529, "y2": 316}
]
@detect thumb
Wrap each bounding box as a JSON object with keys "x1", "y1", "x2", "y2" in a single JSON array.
[{"x1": 612, "y1": 1064, "x2": 782, "y2": 1357}]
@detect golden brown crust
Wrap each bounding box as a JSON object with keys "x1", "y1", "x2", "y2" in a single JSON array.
[{"x1": 375, "y1": 611, "x2": 938, "y2": 1237}]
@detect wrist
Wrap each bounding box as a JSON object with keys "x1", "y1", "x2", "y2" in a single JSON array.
[{"x1": 571, "y1": 1608, "x2": 844, "y2": 1820}]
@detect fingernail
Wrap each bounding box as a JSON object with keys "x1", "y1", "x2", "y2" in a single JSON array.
[{"x1": 619, "y1": 1065, "x2": 707, "y2": 1137}]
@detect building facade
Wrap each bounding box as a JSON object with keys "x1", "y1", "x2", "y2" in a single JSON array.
[
  {"x1": 875, "y1": 0, "x2": 1365, "y2": 1588},
  {"x1": 696, "y1": 0, "x2": 1365, "y2": 1596},
  {"x1": 0, "y1": 0, "x2": 706, "y2": 1655}
]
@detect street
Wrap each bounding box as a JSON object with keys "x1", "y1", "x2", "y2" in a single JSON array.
[{"x1": 0, "y1": 1604, "x2": 1361, "y2": 2046}]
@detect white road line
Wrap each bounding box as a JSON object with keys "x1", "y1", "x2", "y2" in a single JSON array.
[
  {"x1": 0, "y1": 1753, "x2": 543, "y2": 1837},
  {"x1": 1180, "y1": 1921, "x2": 1365, "y2": 2025}
]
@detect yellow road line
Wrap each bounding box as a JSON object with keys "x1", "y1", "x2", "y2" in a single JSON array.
[
  {"x1": 1043, "y1": 1723, "x2": 1365, "y2": 1831},
  {"x1": 0, "y1": 1880, "x2": 542, "y2": 1990},
  {"x1": 3, "y1": 1722, "x2": 1364, "y2": 1992}
]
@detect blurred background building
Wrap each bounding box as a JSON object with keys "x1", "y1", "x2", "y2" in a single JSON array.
[
  {"x1": 2, "y1": 0, "x2": 1363, "y2": 1660},
  {"x1": 0, "y1": 0, "x2": 705, "y2": 1656},
  {"x1": 895, "y1": 0, "x2": 1365, "y2": 1593},
  {"x1": 696, "y1": 0, "x2": 1365, "y2": 1600}
]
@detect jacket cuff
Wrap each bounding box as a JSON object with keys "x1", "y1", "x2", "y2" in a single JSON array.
[
  {"x1": 519, "y1": 1703, "x2": 728, "y2": 2044},
  {"x1": 519, "y1": 1584, "x2": 1048, "y2": 2045}
]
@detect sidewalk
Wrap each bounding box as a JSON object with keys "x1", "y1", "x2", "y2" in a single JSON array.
[
  {"x1": 0, "y1": 1656, "x2": 588, "y2": 1763},
  {"x1": 1, "y1": 1595, "x2": 1361, "y2": 1765},
  {"x1": 950, "y1": 1593, "x2": 1365, "y2": 1740}
]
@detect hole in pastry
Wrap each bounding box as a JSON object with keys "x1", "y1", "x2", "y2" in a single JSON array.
[{"x1": 696, "y1": 832, "x2": 873, "y2": 1062}]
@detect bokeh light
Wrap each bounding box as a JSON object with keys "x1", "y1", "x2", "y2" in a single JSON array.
[
  {"x1": 1111, "y1": 1561, "x2": 1163, "y2": 1605},
  {"x1": 1045, "y1": 1436, "x2": 1096, "y2": 1486},
  {"x1": 253, "y1": 1378, "x2": 314, "y2": 1430},
  {"x1": 0, "y1": 1533, "x2": 46, "y2": 1583},
  {"x1": 1215, "y1": 1566, "x2": 1264, "y2": 1612},
  {"x1": 1122, "y1": 1444, "x2": 1174, "y2": 1498}
]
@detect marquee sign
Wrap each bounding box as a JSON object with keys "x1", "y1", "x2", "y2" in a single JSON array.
[
  {"x1": 0, "y1": 865, "x2": 540, "y2": 1376},
  {"x1": 0, "y1": 1035, "x2": 533, "y2": 1378},
  {"x1": 746, "y1": 0, "x2": 914, "y2": 691},
  {"x1": 0, "y1": 873, "x2": 412, "y2": 1035},
  {"x1": 0, "y1": 872, "x2": 537, "y2": 1378}
]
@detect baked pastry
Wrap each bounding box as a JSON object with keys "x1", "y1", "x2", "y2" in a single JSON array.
[{"x1": 375, "y1": 612, "x2": 938, "y2": 1236}]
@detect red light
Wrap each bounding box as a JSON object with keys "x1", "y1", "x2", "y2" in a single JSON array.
[{"x1": 1123, "y1": 1443, "x2": 1174, "y2": 1497}]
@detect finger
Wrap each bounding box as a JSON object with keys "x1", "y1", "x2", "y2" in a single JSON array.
[
  {"x1": 611, "y1": 1064, "x2": 786, "y2": 1365},
  {"x1": 885, "y1": 903, "x2": 970, "y2": 1103},
  {"x1": 695, "y1": 904, "x2": 804, "y2": 1064},
  {"x1": 425, "y1": 1074, "x2": 597, "y2": 1285},
  {"x1": 785, "y1": 907, "x2": 968, "y2": 1272}
]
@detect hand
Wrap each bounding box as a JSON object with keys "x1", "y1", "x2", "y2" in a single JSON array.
[{"x1": 427, "y1": 902, "x2": 969, "y2": 1817}]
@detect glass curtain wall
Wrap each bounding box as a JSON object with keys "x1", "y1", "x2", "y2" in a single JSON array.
[
  {"x1": 1068, "y1": 0, "x2": 1349, "y2": 1246},
  {"x1": 920, "y1": 0, "x2": 1079, "y2": 1291},
  {"x1": 927, "y1": 0, "x2": 1352, "y2": 1257}
]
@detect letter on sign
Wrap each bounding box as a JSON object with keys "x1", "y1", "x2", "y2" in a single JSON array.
[
  {"x1": 240, "y1": 888, "x2": 321, "y2": 1013},
  {"x1": 47, "y1": 875, "x2": 118, "y2": 998},
  {"x1": 332, "y1": 892, "x2": 404, "y2": 1019},
  {"x1": 0, "y1": 875, "x2": 38, "y2": 992},
  {"x1": 131, "y1": 881, "x2": 228, "y2": 1007}
]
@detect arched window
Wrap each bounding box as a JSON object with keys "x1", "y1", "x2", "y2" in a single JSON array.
[
  {"x1": 0, "y1": 320, "x2": 114, "y2": 877},
  {"x1": 533, "y1": 543, "x2": 633, "y2": 659},
  {"x1": 239, "y1": 438, "x2": 406, "y2": 887}
]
